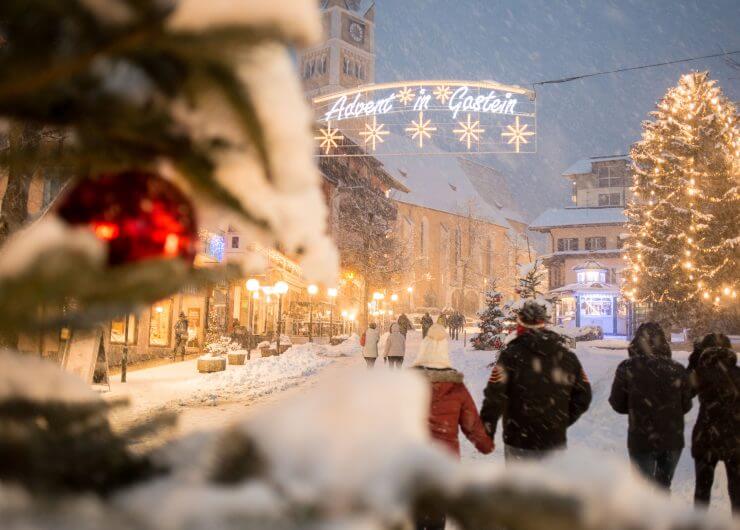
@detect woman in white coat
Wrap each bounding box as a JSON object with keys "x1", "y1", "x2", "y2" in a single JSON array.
[
  {"x1": 362, "y1": 322, "x2": 381, "y2": 368},
  {"x1": 384, "y1": 322, "x2": 406, "y2": 369}
]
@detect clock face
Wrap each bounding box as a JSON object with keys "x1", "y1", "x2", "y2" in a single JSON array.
[{"x1": 349, "y1": 22, "x2": 364, "y2": 43}]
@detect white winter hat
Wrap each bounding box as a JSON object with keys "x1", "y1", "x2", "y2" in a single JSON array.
[{"x1": 413, "y1": 324, "x2": 451, "y2": 369}]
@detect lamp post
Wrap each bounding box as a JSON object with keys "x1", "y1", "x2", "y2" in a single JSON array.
[
  {"x1": 327, "y1": 287, "x2": 338, "y2": 341},
  {"x1": 340, "y1": 309, "x2": 348, "y2": 335},
  {"x1": 274, "y1": 281, "x2": 288, "y2": 352},
  {"x1": 246, "y1": 278, "x2": 260, "y2": 353},
  {"x1": 372, "y1": 291, "x2": 385, "y2": 328},
  {"x1": 407, "y1": 286, "x2": 413, "y2": 311},
  {"x1": 348, "y1": 313, "x2": 356, "y2": 334},
  {"x1": 307, "y1": 284, "x2": 318, "y2": 342}
]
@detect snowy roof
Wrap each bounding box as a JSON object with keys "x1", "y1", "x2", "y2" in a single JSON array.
[
  {"x1": 457, "y1": 158, "x2": 526, "y2": 224},
  {"x1": 381, "y1": 135, "x2": 512, "y2": 229},
  {"x1": 529, "y1": 207, "x2": 626, "y2": 231},
  {"x1": 562, "y1": 155, "x2": 630, "y2": 177},
  {"x1": 550, "y1": 281, "x2": 619, "y2": 295},
  {"x1": 323, "y1": 0, "x2": 374, "y2": 16},
  {"x1": 572, "y1": 258, "x2": 607, "y2": 271}
]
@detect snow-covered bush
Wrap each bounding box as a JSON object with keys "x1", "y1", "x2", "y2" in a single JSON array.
[{"x1": 551, "y1": 325, "x2": 604, "y2": 342}]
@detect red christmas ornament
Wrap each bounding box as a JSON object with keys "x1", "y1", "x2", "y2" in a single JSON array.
[{"x1": 56, "y1": 170, "x2": 197, "y2": 266}]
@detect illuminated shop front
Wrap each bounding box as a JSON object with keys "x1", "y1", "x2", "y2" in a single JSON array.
[{"x1": 551, "y1": 259, "x2": 626, "y2": 335}]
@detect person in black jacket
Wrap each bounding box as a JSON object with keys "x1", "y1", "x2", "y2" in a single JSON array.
[
  {"x1": 609, "y1": 322, "x2": 692, "y2": 490},
  {"x1": 687, "y1": 333, "x2": 739, "y2": 513},
  {"x1": 480, "y1": 299, "x2": 592, "y2": 462},
  {"x1": 421, "y1": 312, "x2": 433, "y2": 338}
]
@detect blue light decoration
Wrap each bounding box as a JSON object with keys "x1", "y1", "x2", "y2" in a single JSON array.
[{"x1": 207, "y1": 234, "x2": 225, "y2": 262}]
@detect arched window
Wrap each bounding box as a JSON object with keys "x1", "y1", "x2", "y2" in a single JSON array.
[
  {"x1": 420, "y1": 217, "x2": 429, "y2": 257},
  {"x1": 485, "y1": 238, "x2": 492, "y2": 276}
]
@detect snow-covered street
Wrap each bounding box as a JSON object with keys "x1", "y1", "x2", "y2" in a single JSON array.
[{"x1": 106, "y1": 329, "x2": 732, "y2": 515}]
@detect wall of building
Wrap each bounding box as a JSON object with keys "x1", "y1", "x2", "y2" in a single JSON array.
[{"x1": 395, "y1": 201, "x2": 522, "y2": 314}]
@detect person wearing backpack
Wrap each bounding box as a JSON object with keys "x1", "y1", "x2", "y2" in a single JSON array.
[
  {"x1": 362, "y1": 322, "x2": 380, "y2": 369},
  {"x1": 609, "y1": 322, "x2": 692, "y2": 490},
  {"x1": 688, "y1": 333, "x2": 739, "y2": 513},
  {"x1": 414, "y1": 322, "x2": 494, "y2": 528}
]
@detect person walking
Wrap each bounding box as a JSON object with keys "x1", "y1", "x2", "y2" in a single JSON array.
[
  {"x1": 480, "y1": 299, "x2": 591, "y2": 463},
  {"x1": 173, "y1": 311, "x2": 189, "y2": 361},
  {"x1": 384, "y1": 322, "x2": 406, "y2": 369},
  {"x1": 421, "y1": 312, "x2": 433, "y2": 339},
  {"x1": 414, "y1": 321, "x2": 494, "y2": 529},
  {"x1": 688, "y1": 333, "x2": 739, "y2": 513},
  {"x1": 397, "y1": 313, "x2": 413, "y2": 337},
  {"x1": 362, "y1": 323, "x2": 380, "y2": 369},
  {"x1": 609, "y1": 322, "x2": 692, "y2": 489}
]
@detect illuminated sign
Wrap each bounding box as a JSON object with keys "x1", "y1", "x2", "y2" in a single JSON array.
[{"x1": 313, "y1": 80, "x2": 536, "y2": 157}]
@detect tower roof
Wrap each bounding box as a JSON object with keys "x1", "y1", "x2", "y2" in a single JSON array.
[{"x1": 322, "y1": 0, "x2": 375, "y2": 18}]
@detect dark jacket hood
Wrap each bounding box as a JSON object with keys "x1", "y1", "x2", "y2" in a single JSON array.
[
  {"x1": 698, "y1": 346, "x2": 737, "y2": 369},
  {"x1": 415, "y1": 367, "x2": 464, "y2": 383},
  {"x1": 511, "y1": 329, "x2": 567, "y2": 356},
  {"x1": 628, "y1": 337, "x2": 672, "y2": 358}
]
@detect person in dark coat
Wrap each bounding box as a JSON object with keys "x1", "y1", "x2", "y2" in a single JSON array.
[
  {"x1": 414, "y1": 322, "x2": 493, "y2": 529},
  {"x1": 688, "y1": 333, "x2": 739, "y2": 513},
  {"x1": 609, "y1": 322, "x2": 692, "y2": 490},
  {"x1": 397, "y1": 313, "x2": 413, "y2": 337},
  {"x1": 421, "y1": 312, "x2": 433, "y2": 338},
  {"x1": 480, "y1": 299, "x2": 592, "y2": 463},
  {"x1": 173, "y1": 312, "x2": 189, "y2": 361}
]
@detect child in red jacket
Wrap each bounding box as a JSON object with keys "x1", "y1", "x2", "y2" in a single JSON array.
[{"x1": 413, "y1": 323, "x2": 493, "y2": 529}]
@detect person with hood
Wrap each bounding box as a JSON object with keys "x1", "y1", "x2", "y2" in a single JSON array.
[
  {"x1": 688, "y1": 333, "x2": 739, "y2": 512},
  {"x1": 609, "y1": 322, "x2": 692, "y2": 489},
  {"x1": 414, "y1": 322, "x2": 494, "y2": 529},
  {"x1": 362, "y1": 322, "x2": 380, "y2": 369},
  {"x1": 480, "y1": 299, "x2": 591, "y2": 463},
  {"x1": 397, "y1": 313, "x2": 413, "y2": 337},
  {"x1": 384, "y1": 322, "x2": 406, "y2": 369},
  {"x1": 173, "y1": 311, "x2": 189, "y2": 361},
  {"x1": 421, "y1": 312, "x2": 433, "y2": 338}
]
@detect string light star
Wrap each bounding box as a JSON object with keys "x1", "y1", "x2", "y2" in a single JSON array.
[
  {"x1": 314, "y1": 121, "x2": 343, "y2": 154},
  {"x1": 501, "y1": 116, "x2": 535, "y2": 153},
  {"x1": 396, "y1": 86, "x2": 416, "y2": 105},
  {"x1": 433, "y1": 85, "x2": 453, "y2": 104},
  {"x1": 453, "y1": 113, "x2": 485, "y2": 150},
  {"x1": 359, "y1": 116, "x2": 390, "y2": 151},
  {"x1": 405, "y1": 111, "x2": 437, "y2": 148}
]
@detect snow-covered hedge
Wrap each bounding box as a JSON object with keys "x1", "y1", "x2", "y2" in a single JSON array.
[{"x1": 551, "y1": 325, "x2": 604, "y2": 342}]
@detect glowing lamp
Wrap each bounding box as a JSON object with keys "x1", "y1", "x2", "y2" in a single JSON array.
[
  {"x1": 274, "y1": 281, "x2": 288, "y2": 295},
  {"x1": 246, "y1": 278, "x2": 260, "y2": 292},
  {"x1": 307, "y1": 284, "x2": 319, "y2": 296}
]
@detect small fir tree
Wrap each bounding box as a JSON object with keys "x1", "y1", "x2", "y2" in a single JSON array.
[
  {"x1": 517, "y1": 259, "x2": 545, "y2": 299},
  {"x1": 624, "y1": 72, "x2": 739, "y2": 334},
  {"x1": 471, "y1": 287, "x2": 506, "y2": 350}
]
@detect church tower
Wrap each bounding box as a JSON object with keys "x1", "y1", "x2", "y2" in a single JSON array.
[{"x1": 299, "y1": 0, "x2": 376, "y2": 98}]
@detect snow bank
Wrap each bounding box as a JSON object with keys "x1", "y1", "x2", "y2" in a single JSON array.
[
  {"x1": 317, "y1": 334, "x2": 362, "y2": 357},
  {"x1": 0, "y1": 350, "x2": 100, "y2": 404},
  {"x1": 182, "y1": 343, "x2": 332, "y2": 405}
]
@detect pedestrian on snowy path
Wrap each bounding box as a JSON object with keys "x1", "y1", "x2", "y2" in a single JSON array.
[
  {"x1": 413, "y1": 322, "x2": 494, "y2": 529},
  {"x1": 173, "y1": 312, "x2": 189, "y2": 361},
  {"x1": 609, "y1": 322, "x2": 692, "y2": 490},
  {"x1": 362, "y1": 323, "x2": 380, "y2": 369},
  {"x1": 480, "y1": 299, "x2": 591, "y2": 463},
  {"x1": 384, "y1": 322, "x2": 406, "y2": 369},
  {"x1": 397, "y1": 313, "x2": 413, "y2": 337},
  {"x1": 421, "y1": 312, "x2": 433, "y2": 338},
  {"x1": 687, "y1": 333, "x2": 739, "y2": 513}
]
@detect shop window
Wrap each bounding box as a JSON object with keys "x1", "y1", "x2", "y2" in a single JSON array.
[
  {"x1": 557, "y1": 238, "x2": 579, "y2": 251},
  {"x1": 580, "y1": 295, "x2": 613, "y2": 317},
  {"x1": 598, "y1": 192, "x2": 622, "y2": 206},
  {"x1": 149, "y1": 299, "x2": 172, "y2": 346},
  {"x1": 585, "y1": 237, "x2": 607, "y2": 251},
  {"x1": 577, "y1": 269, "x2": 606, "y2": 283},
  {"x1": 110, "y1": 314, "x2": 137, "y2": 344}
]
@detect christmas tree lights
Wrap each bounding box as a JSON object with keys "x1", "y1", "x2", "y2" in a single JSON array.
[{"x1": 623, "y1": 72, "x2": 739, "y2": 331}]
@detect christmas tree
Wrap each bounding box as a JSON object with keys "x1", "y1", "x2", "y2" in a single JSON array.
[
  {"x1": 471, "y1": 286, "x2": 506, "y2": 350},
  {"x1": 623, "y1": 72, "x2": 739, "y2": 334},
  {"x1": 517, "y1": 259, "x2": 545, "y2": 299}
]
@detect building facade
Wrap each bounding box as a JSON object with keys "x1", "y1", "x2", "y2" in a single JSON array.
[{"x1": 530, "y1": 156, "x2": 631, "y2": 335}]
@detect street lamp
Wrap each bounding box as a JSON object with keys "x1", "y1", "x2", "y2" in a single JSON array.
[
  {"x1": 348, "y1": 312, "x2": 356, "y2": 334},
  {"x1": 246, "y1": 278, "x2": 260, "y2": 353},
  {"x1": 327, "y1": 287, "x2": 338, "y2": 341},
  {"x1": 307, "y1": 284, "x2": 318, "y2": 342},
  {"x1": 340, "y1": 309, "x2": 348, "y2": 335},
  {"x1": 407, "y1": 286, "x2": 413, "y2": 310},
  {"x1": 274, "y1": 281, "x2": 289, "y2": 352}
]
